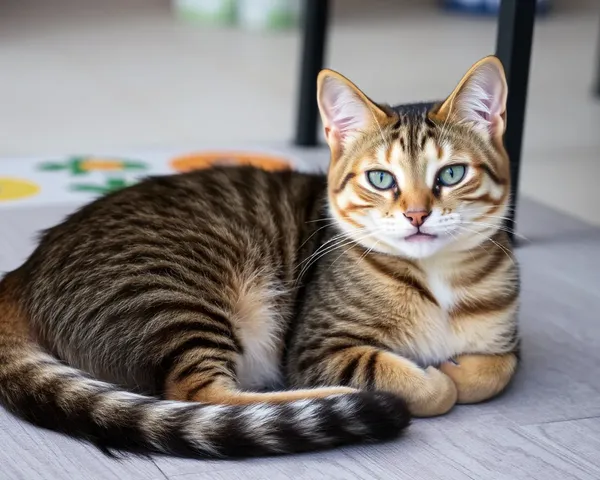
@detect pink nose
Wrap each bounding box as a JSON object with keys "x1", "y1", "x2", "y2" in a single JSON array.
[{"x1": 403, "y1": 210, "x2": 430, "y2": 228}]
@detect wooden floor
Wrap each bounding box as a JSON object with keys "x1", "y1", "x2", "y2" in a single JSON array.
[{"x1": 1, "y1": 197, "x2": 599, "y2": 480}]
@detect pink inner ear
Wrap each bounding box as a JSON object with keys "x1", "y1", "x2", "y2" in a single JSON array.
[
  {"x1": 457, "y1": 64, "x2": 505, "y2": 135},
  {"x1": 321, "y1": 77, "x2": 369, "y2": 141}
]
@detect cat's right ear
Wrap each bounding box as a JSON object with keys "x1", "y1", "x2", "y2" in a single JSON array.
[{"x1": 317, "y1": 70, "x2": 387, "y2": 160}]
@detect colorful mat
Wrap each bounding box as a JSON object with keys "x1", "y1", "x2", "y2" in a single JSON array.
[{"x1": 0, "y1": 149, "x2": 308, "y2": 208}]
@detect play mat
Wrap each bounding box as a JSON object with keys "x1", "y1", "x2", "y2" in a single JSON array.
[{"x1": 0, "y1": 148, "x2": 311, "y2": 208}]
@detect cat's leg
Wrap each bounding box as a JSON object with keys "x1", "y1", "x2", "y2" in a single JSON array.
[
  {"x1": 439, "y1": 353, "x2": 518, "y2": 404},
  {"x1": 163, "y1": 351, "x2": 356, "y2": 404},
  {"x1": 291, "y1": 345, "x2": 457, "y2": 417}
]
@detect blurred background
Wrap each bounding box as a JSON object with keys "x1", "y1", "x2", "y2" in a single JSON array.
[{"x1": 0, "y1": 0, "x2": 598, "y2": 224}]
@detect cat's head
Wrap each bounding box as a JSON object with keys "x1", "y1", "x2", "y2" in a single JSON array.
[{"x1": 317, "y1": 56, "x2": 510, "y2": 259}]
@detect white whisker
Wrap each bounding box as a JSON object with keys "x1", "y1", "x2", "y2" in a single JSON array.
[
  {"x1": 460, "y1": 221, "x2": 528, "y2": 241},
  {"x1": 327, "y1": 231, "x2": 379, "y2": 272},
  {"x1": 304, "y1": 217, "x2": 338, "y2": 224},
  {"x1": 455, "y1": 225, "x2": 515, "y2": 265},
  {"x1": 297, "y1": 222, "x2": 338, "y2": 252}
]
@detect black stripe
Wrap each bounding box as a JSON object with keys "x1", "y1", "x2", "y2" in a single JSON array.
[
  {"x1": 130, "y1": 264, "x2": 201, "y2": 291},
  {"x1": 158, "y1": 337, "x2": 240, "y2": 392},
  {"x1": 185, "y1": 376, "x2": 220, "y2": 401},
  {"x1": 152, "y1": 319, "x2": 238, "y2": 348},
  {"x1": 392, "y1": 118, "x2": 402, "y2": 129},
  {"x1": 81, "y1": 281, "x2": 197, "y2": 327},
  {"x1": 479, "y1": 163, "x2": 505, "y2": 185},
  {"x1": 339, "y1": 356, "x2": 360, "y2": 386},
  {"x1": 328, "y1": 332, "x2": 386, "y2": 349},
  {"x1": 369, "y1": 264, "x2": 438, "y2": 306},
  {"x1": 451, "y1": 287, "x2": 519, "y2": 317},
  {"x1": 295, "y1": 343, "x2": 355, "y2": 372},
  {"x1": 141, "y1": 298, "x2": 234, "y2": 326},
  {"x1": 364, "y1": 351, "x2": 379, "y2": 390},
  {"x1": 175, "y1": 362, "x2": 235, "y2": 383},
  {"x1": 401, "y1": 273, "x2": 438, "y2": 305},
  {"x1": 176, "y1": 365, "x2": 218, "y2": 382},
  {"x1": 200, "y1": 354, "x2": 236, "y2": 366},
  {"x1": 335, "y1": 172, "x2": 356, "y2": 193}
]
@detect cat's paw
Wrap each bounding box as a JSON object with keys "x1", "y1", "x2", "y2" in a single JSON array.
[
  {"x1": 408, "y1": 367, "x2": 457, "y2": 417},
  {"x1": 439, "y1": 353, "x2": 517, "y2": 404}
]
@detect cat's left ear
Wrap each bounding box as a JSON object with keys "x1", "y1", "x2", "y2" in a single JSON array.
[
  {"x1": 431, "y1": 56, "x2": 508, "y2": 140},
  {"x1": 317, "y1": 69, "x2": 388, "y2": 160}
]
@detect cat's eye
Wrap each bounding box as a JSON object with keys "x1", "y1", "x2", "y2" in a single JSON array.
[
  {"x1": 437, "y1": 165, "x2": 466, "y2": 187},
  {"x1": 367, "y1": 170, "x2": 396, "y2": 190}
]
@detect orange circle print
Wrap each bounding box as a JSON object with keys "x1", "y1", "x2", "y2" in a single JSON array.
[{"x1": 169, "y1": 151, "x2": 292, "y2": 173}]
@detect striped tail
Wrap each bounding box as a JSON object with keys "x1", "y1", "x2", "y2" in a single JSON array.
[{"x1": 0, "y1": 337, "x2": 410, "y2": 458}]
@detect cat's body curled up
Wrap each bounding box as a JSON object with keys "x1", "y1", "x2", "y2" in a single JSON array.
[{"x1": 0, "y1": 57, "x2": 519, "y2": 458}]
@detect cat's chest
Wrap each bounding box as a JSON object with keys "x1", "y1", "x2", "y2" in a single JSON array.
[
  {"x1": 393, "y1": 270, "x2": 464, "y2": 366},
  {"x1": 426, "y1": 272, "x2": 456, "y2": 311}
]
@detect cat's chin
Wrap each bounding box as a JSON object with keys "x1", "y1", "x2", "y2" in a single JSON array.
[
  {"x1": 393, "y1": 237, "x2": 448, "y2": 259},
  {"x1": 369, "y1": 234, "x2": 451, "y2": 260}
]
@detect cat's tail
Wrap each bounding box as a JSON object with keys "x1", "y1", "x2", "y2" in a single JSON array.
[{"x1": 0, "y1": 300, "x2": 409, "y2": 458}]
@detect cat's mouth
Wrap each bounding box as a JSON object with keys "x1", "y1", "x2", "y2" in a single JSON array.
[{"x1": 404, "y1": 232, "x2": 438, "y2": 243}]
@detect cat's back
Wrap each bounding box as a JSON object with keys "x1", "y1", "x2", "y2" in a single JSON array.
[{"x1": 24, "y1": 166, "x2": 327, "y2": 269}]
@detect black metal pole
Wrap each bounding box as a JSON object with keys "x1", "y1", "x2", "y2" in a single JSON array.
[
  {"x1": 495, "y1": 0, "x2": 536, "y2": 242},
  {"x1": 594, "y1": 12, "x2": 600, "y2": 96},
  {"x1": 294, "y1": 0, "x2": 330, "y2": 146}
]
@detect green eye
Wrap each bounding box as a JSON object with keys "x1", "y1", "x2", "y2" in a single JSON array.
[
  {"x1": 367, "y1": 170, "x2": 396, "y2": 190},
  {"x1": 437, "y1": 165, "x2": 466, "y2": 187}
]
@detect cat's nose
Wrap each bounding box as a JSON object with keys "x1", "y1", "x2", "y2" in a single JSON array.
[{"x1": 403, "y1": 210, "x2": 430, "y2": 227}]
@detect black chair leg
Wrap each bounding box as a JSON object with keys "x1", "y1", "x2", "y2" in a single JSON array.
[
  {"x1": 294, "y1": 0, "x2": 330, "y2": 147},
  {"x1": 495, "y1": 0, "x2": 536, "y2": 241},
  {"x1": 594, "y1": 13, "x2": 600, "y2": 96}
]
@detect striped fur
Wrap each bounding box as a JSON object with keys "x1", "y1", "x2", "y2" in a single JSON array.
[{"x1": 0, "y1": 56, "x2": 518, "y2": 457}]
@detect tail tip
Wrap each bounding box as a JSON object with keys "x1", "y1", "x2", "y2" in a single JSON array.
[{"x1": 357, "y1": 390, "x2": 411, "y2": 441}]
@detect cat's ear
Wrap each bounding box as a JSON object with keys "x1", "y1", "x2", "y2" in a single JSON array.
[
  {"x1": 317, "y1": 69, "x2": 388, "y2": 159},
  {"x1": 431, "y1": 56, "x2": 508, "y2": 140}
]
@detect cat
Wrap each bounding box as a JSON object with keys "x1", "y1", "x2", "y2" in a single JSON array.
[{"x1": 0, "y1": 56, "x2": 519, "y2": 458}]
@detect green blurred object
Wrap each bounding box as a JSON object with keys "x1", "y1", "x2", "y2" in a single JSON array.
[
  {"x1": 70, "y1": 178, "x2": 134, "y2": 194},
  {"x1": 173, "y1": 0, "x2": 236, "y2": 25},
  {"x1": 38, "y1": 157, "x2": 148, "y2": 176}
]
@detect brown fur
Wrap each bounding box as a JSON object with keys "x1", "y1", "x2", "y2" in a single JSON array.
[{"x1": 0, "y1": 56, "x2": 519, "y2": 458}]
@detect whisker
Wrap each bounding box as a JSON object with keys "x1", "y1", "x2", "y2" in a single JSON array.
[
  {"x1": 296, "y1": 227, "x2": 371, "y2": 269},
  {"x1": 295, "y1": 229, "x2": 369, "y2": 280},
  {"x1": 356, "y1": 240, "x2": 380, "y2": 265},
  {"x1": 446, "y1": 228, "x2": 478, "y2": 262},
  {"x1": 460, "y1": 221, "x2": 528, "y2": 241},
  {"x1": 295, "y1": 234, "x2": 365, "y2": 285},
  {"x1": 305, "y1": 217, "x2": 338, "y2": 224},
  {"x1": 459, "y1": 206, "x2": 516, "y2": 215},
  {"x1": 297, "y1": 221, "x2": 338, "y2": 252},
  {"x1": 327, "y1": 230, "x2": 383, "y2": 272},
  {"x1": 455, "y1": 225, "x2": 515, "y2": 265}
]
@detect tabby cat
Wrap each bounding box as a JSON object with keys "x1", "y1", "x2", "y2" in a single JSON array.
[{"x1": 0, "y1": 56, "x2": 519, "y2": 458}]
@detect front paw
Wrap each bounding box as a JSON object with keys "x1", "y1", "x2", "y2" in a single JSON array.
[
  {"x1": 408, "y1": 366, "x2": 457, "y2": 417},
  {"x1": 440, "y1": 353, "x2": 517, "y2": 404}
]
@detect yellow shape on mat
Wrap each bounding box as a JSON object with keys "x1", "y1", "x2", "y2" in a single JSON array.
[
  {"x1": 0, "y1": 177, "x2": 40, "y2": 202},
  {"x1": 170, "y1": 152, "x2": 292, "y2": 173}
]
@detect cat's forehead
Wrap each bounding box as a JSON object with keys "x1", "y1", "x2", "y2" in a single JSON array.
[{"x1": 359, "y1": 108, "x2": 445, "y2": 167}]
